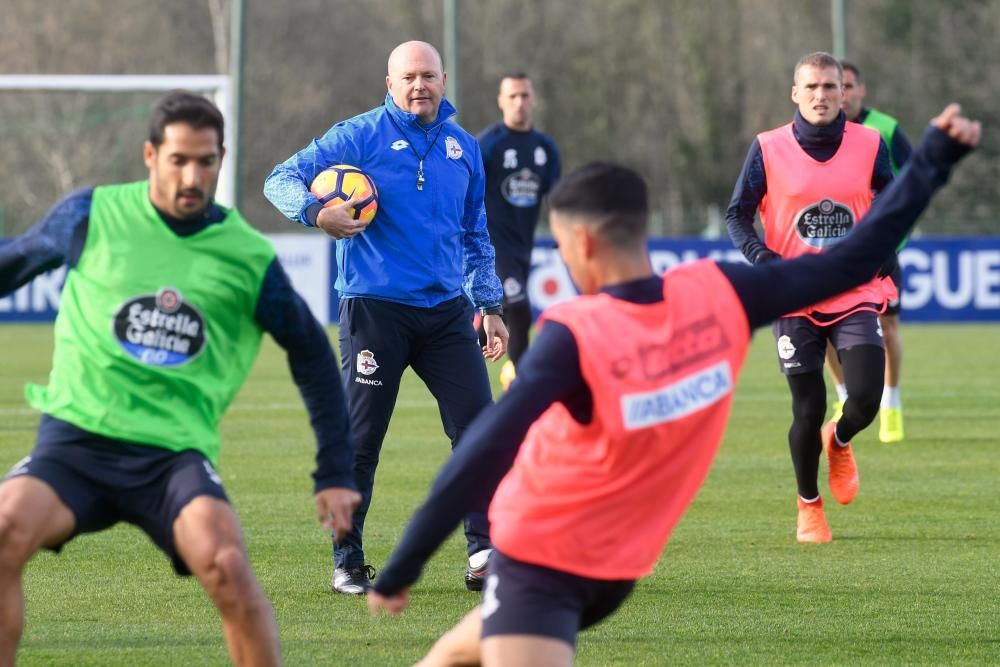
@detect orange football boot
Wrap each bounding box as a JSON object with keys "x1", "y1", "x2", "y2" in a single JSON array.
[
  {"x1": 797, "y1": 497, "x2": 832, "y2": 543},
  {"x1": 823, "y1": 421, "x2": 859, "y2": 505}
]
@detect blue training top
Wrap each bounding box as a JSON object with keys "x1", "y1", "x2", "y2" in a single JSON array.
[{"x1": 264, "y1": 94, "x2": 503, "y2": 309}]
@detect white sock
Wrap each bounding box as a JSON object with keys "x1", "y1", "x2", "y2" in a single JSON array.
[
  {"x1": 835, "y1": 383, "x2": 849, "y2": 402},
  {"x1": 800, "y1": 495, "x2": 821, "y2": 504},
  {"x1": 882, "y1": 385, "x2": 901, "y2": 409}
]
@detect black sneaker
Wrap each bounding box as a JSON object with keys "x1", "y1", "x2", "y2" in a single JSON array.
[
  {"x1": 332, "y1": 564, "x2": 376, "y2": 595},
  {"x1": 464, "y1": 549, "x2": 492, "y2": 591}
]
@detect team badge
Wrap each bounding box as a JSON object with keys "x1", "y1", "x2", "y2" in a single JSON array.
[
  {"x1": 113, "y1": 287, "x2": 206, "y2": 367},
  {"x1": 503, "y1": 148, "x2": 518, "y2": 169},
  {"x1": 391, "y1": 140, "x2": 409, "y2": 151},
  {"x1": 503, "y1": 276, "x2": 523, "y2": 298},
  {"x1": 445, "y1": 136, "x2": 463, "y2": 159},
  {"x1": 777, "y1": 335, "x2": 796, "y2": 360},
  {"x1": 356, "y1": 349, "x2": 379, "y2": 376},
  {"x1": 534, "y1": 146, "x2": 547, "y2": 166}
]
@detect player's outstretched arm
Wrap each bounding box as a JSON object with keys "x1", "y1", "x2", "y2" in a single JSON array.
[
  {"x1": 722, "y1": 104, "x2": 980, "y2": 331},
  {"x1": 367, "y1": 586, "x2": 411, "y2": 617},
  {"x1": 0, "y1": 188, "x2": 92, "y2": 296},
  {"x1": 253, "y1": 259, "x2": 360, "y2": 537},
  {"x1": 371, "y1": 322, "x2": 582, "y2": 601}
]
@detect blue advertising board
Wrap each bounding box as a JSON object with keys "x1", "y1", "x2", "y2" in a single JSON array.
[
  {"x1": 3, "y1": 236, "x2": 1000, "y2": 323},
  {"x1": 522, "y1": 237, "x2": 1000, "y2": 323}
]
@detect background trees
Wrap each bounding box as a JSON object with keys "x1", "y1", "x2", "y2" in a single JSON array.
[{"x1": 1, "y1": 0, "x2": 996, "y2": 236}]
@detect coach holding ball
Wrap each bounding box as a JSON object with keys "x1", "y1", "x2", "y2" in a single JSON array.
[{"x1": 264, "y1": 40, "x2": 508, "y2": 596}]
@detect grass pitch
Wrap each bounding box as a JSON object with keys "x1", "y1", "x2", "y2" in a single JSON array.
[{"x1": 1, "y1": 323, "x2": 997, "y2": 665}]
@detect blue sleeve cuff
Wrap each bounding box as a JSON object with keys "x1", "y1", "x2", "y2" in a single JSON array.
[{"x1": 304, "y1": 202, "x2": 322, "y2": 228}]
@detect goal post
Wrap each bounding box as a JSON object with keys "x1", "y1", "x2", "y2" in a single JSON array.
[{"x1": 0, "y1": 74, "x2": 235, "y2": 207}]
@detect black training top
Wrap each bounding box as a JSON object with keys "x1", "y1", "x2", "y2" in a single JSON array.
[
  {"x1": 477, "y1": 122, "x2": 561, "y2": 266},
  {"x1": 726, "y1": 109, "x2": 895, "y2": 265}
]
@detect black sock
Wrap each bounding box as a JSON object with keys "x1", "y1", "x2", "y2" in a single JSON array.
[{"x1": 786, "y1": 370, "x2": 827, "y2": 499}]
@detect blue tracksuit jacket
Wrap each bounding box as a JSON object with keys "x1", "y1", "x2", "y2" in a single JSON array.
[{"x1": 264, "y1": 94, "x2": 503, "y2": 309}]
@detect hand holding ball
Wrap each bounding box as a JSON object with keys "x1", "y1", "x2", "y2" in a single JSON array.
[{"x1": 311, "y1": 165, "x2": 379, "y2": 224}]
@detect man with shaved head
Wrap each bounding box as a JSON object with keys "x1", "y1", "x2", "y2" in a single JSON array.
[{"x1": 265, "y1": 41, "x2": 508, "y2": 595}]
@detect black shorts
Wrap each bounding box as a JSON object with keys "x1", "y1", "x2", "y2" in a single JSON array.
[
  {"x1": 772, "y1": 310, "x2": 884, "y2": 375},
  {"x1": 479, "y1": 549, "x2": 636, "y2": 647},
  {"x1": 494, "y1": 255, "x2": 530, "y2": 307},
  {"x1": 5, "y1": 415, "x2": 229, "y2": 575},
  {"x1": 883, "y1": 263, "x2": 903, "y2": 317}
]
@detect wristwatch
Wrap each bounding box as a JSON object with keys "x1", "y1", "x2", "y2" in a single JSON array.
[{"x1": 479, "y1": 305, "x2": 504, "y2": 317}]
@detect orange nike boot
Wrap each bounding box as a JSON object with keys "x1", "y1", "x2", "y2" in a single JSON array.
[
  {"x1": 822, "y1": 421, "x2": 859, "y2": 505},
  {"x1": 797, "y1": 497, "x2": 832, "y2": 543}
]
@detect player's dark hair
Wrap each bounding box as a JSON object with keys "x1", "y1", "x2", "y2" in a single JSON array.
[
  {"x1": 498, "y1": 71, "x2": 531, "y2": 92},
  {"x1": 548, "y1": 162, "x2": 648, "y2": 248},
  {"x1": 149, "y1": 90, "x2": 225, "y2": 149},
  {"x1": 840, "y1": 59, "x2": 864, "y2": 84},
  {"x1": 794, "y1": 51, "x2": 843, "y2": 83},
  {"x1": 500, "y1": 71, "x2": 530, "y2": 83}
]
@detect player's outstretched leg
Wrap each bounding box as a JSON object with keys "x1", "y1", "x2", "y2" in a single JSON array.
[
  {"x1": 416, "y1": 606, "x2": 483, "y2": 666},
  {"x1": 174, "y1": 496, "x2": 281, "y2": 667},
  {"x1": 0, "y1": 476, "x2": 75, "y2": 667},
  {"x1": 482, "y1": 634, "x2": 574, "y2": 667}
]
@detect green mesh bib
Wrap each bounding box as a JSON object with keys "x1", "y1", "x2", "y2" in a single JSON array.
[{"x1": 26, "y1": 181, "x2": 275, "y2": 463}]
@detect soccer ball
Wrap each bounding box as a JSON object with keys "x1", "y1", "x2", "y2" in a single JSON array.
[{"x1": 310, "y1": 164, "x2": 379, "y2": 223}]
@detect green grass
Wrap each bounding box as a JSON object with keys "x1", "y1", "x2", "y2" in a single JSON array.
[{"x1": 1, "y1": 323, "x2": 998, "y2": 665}]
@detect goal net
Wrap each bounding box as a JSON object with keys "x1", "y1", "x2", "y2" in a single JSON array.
[{"x1": 0, "y1": 75, "x2": 232, "y2": 238}]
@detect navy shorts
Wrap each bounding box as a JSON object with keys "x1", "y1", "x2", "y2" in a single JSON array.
[
  {"x1": 494, "y1": 254, "x2": 530, "y2": 307},
  {"x1": 479, "y1": 550, "x2": 635, "y2": 647},
  {"x1": 4, "y1": 415, "x2": 229, "y2": 575},
  {"x1": 883, "y1": 263, "x2": 903, "y2": 317},
  {"x1": 772, "y1": 310, "x2": 884, "y2": 375}
]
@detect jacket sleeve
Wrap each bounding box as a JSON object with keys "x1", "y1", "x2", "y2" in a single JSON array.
[
  {"x1": 461, "y1": 140, "x2": 504, "y2": 308},
  {"x1": 0, "y1": 188, "x2": 92, "y2": 296},
  {"x1": 263, "y1": 122, "x2": 363, "y2": 226},
  {"x1": 725, "y1": 140, "x2": 773, "y2": 264}
]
